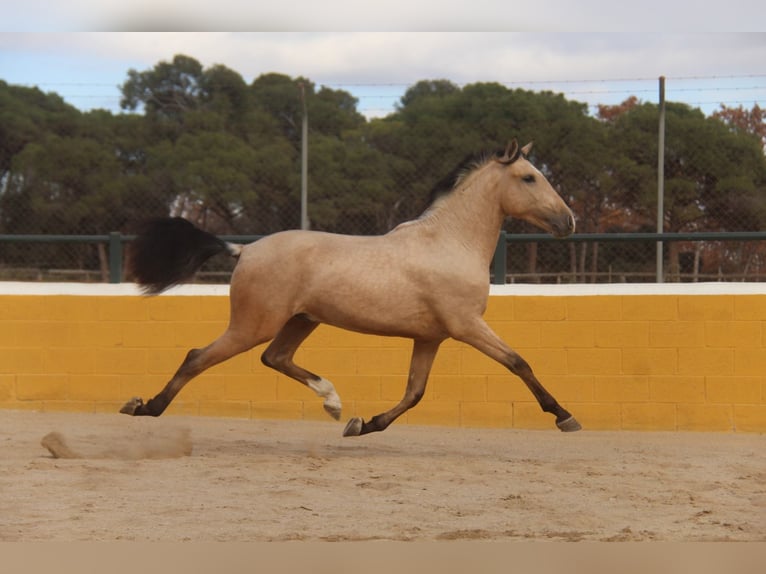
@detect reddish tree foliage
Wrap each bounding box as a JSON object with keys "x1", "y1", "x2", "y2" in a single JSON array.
[
  {"x1": 712, "y1": 103, "x2": 766, "y2": 147},
  {"x1": 597, "y1": 95, "x2": 640, "y2": 122}
]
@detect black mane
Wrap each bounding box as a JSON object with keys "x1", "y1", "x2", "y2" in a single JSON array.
[{"x1": 425, "y1": 148, "x2": 505, "y2": 207}]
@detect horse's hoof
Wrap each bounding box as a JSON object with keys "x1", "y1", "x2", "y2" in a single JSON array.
[
  {"x1": 343, "y1": 417, "x2": 364, "y2": 437},
  {"x1": 120, "y1": 397, "x2": 143, "y2": 416},
  {"x1": 556, "y1": 416, "x2": 582, "y2": 432},
  {"x1": 324, "y1": 401, "x2": 342, "y2": 421}
]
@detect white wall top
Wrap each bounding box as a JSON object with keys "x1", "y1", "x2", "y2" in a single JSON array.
[{"x1": 0, "y1": 281, "x2": 764, "y2": 296}]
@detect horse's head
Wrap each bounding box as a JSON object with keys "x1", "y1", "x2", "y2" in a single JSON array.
[{"x1": 493, "y1": 140, "x2": 575, "y2": 238}]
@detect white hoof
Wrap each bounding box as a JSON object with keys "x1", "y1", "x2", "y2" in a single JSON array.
[
  {"x1": 324, "y1": 401, "x2": 342, "y2": 421},
  {"x1": 310, "y1": 378, "x2": 342, "y2": 421},
  {"x1": 343, "y1": 417, "x2": 364, "y2": 437},
  {"x1": 120, "y1": 397, "x2": 143, "y2": 415}
]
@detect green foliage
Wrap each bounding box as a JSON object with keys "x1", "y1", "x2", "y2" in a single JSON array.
[
  {"x1": 0, "y1": 81, "x2": 81, "y2": 179},
  {"x1": 120, "y1": 54, "x2": 205, "y2": 120}
]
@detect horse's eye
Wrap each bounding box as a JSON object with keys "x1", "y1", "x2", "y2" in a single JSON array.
[{"x1": 522, "y1": 174, "x2": 536, "y2": 184}]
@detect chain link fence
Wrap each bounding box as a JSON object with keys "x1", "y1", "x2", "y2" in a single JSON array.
[{"x1": 1, "y1": 74, "x2": 764, "y2": 283}]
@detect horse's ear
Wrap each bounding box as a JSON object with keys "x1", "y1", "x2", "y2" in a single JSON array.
[
  {"x1": 496, "y1": 139, "x2": 521, "y2": 164},
  {"x1": 521, "y1": 142, "x2": 534, "y2": 157}
]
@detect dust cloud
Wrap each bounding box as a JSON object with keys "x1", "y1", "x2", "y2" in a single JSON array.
[{"x1": 41, "y1": 427, "x2": 192, "y2": 460}]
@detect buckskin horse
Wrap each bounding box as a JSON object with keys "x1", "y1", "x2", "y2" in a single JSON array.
[{"x1": 121, "y1": 140, "x2": 581, "y2": 435}]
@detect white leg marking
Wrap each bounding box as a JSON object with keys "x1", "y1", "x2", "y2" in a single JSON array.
[{"x1": 308, "y1": 377, "x2": 342, "y2": 420}]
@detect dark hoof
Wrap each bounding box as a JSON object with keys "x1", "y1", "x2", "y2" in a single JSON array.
[
  {"x1": 343, "y1": 417, "x2": 364, "y2": 437},
  {"x1": 120, "y1": 397, "x2": 144, "y2": 416},
  {"x1": 556, "y1": 416, "x2": 582, "y2": 432}
]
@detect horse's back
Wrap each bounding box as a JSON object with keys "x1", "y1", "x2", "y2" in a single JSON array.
[{"x1": 238, "y1": 229, "x2": 383, "y2": 272}]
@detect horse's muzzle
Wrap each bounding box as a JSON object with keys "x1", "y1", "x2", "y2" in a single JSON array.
[{"x1": 551, "y1": 212, "x2": 576, "y2": 238}]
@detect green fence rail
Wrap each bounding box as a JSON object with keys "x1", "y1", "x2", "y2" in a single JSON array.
[
  {"x1": 492, "y1": 230, "x2": 766, "y2": 284},
  {"x1": 2, "y1": 231, "x2": 766, "y2": 285}
]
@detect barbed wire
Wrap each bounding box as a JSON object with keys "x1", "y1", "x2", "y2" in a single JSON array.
[{"x1": 19, "y1": 74, "x2": 766, "y2": 116}]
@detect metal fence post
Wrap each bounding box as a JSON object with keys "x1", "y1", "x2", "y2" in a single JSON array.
[
  {"x1": 491, "y1": 231, "x2": 507, "y2": 285},
  {"x1": 108, "y1": 232, "x2": 122, "y2": 283},
  {"x1": 656, "y1": 75, "x2": 666, "y2": 283},
  {"x1": 300, "y1": 83, "x2": 309, "y2": 230}
]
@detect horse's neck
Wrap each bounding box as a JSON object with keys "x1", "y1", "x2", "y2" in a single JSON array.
[{"x1": 417, "y1": 167, "x2": 505, "y2": 264}]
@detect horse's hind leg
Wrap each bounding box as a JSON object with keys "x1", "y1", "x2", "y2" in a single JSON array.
[
  {"x1": 455, "y1": 318, "x2": 581, "y2": 432},
  {"x1": 121, "y1": 330, "x2": 258, "y2": 417},
  {"x1": 343, "y1": 339, "x2": 441, "y2": 437},
  {"x1": 260, "y1": 314, "x2": 343, "y2": 420}
]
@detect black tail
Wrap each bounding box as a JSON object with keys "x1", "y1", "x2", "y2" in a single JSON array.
[{"x1": 127, "y1": 218, "x2": 238, "y2": 295}]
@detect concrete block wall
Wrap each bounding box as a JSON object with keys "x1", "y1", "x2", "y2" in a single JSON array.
[{"x1": 0, "y1": 283, "x2": 764, "y2": 432}]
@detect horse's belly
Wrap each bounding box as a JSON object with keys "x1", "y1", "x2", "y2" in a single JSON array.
[
  {"x1": 305, "y1": 290, "x2": 447, "y2": 340},
  {"x1": 325, "y1": 314, "x2": 446, "y2": 340}
]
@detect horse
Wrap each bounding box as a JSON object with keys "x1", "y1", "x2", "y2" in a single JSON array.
[{"x1": 120, "y1": 139, "x2": 581, "y2": 436}]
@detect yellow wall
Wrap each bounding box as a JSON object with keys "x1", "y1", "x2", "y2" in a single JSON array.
[{"x1": 1, "y1": 285, "x2": 764, "y2": 432}]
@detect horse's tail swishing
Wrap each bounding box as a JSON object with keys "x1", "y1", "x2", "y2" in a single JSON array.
[{"x1": 127, "y1": 217, "x2": 242, "y2": 295}]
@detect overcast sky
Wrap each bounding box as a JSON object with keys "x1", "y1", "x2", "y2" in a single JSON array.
[
  {"x1": 5, "y1": 1, "x2": 766, "y2": 32},
  {"x1": 2, "y1": 3, "x2": 765, "y2": 118}
]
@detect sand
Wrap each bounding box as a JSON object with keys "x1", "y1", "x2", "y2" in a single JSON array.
[{"x1": 0, "y1": 409, "x2": 763, "y2": 542}]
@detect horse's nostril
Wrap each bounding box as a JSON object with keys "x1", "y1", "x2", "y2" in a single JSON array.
[{"x1": 567, "y1": 214, "x2": 576, "y2": 231}]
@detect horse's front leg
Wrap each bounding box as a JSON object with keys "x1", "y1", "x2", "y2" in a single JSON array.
[
  {"x1": 343, "y1": 339, "x2": 442, "y2": 437},
  {"x1": 455, "y1": 318, "x2": 581, "y2": 432}
]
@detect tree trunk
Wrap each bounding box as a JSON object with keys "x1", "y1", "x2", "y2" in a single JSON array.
[
  {"x1": 578, "y1": 243, "x2": 587, "y2": 280},
  {"x1": 527, "y1": 242, "x2": 539, "y2": 283},
  {"x1": 667, "y1": 242, "x2": 680, "y2": 282},
  {"x1": 693, "y1": 244, "x2": 701, "y2": 282},
  {"x1": 590, "y1": 242, "x2": 599, "y2": 283},
  {"x1": 97, "y1": 243, "x2": 109, "y2": 283},
  {"x1": 569, "y1": 243, "x2": 578, "y2": 282}
]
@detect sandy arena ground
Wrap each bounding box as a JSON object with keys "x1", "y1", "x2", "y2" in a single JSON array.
[{"x1": 0, "y1": 409, "x2": 764, "y2": 542}]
